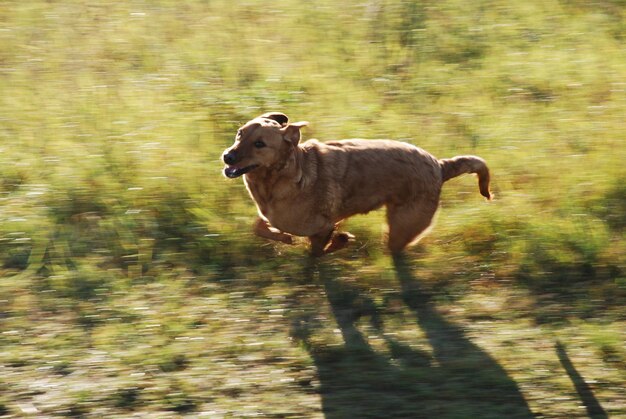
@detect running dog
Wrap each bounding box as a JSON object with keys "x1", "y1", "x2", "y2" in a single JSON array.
[{"x1": 222, "y1": 112, "x2": 491, "y2": 256}]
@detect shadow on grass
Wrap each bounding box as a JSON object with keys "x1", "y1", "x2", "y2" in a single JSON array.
[
  {"x1": 555, "y1": 341, "x2": 608, "y2": 419},
  {"x1": 289, "y1": 256, "x2": 534, "y2": 418}
]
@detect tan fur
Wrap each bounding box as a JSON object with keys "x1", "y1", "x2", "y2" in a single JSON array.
[{"x1": 222, "y1": 112, "x2": 492, "y2": 256}]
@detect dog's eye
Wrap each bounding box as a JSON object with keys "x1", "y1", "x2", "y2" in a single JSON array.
[{"x1": 254, "y1": 140, "x2": 266, "y2": 148}]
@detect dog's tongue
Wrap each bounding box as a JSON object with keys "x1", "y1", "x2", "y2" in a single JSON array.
[
  {"x1": 224, "y1": 166, "x2": 240, "y2": 178},
  {"x1": 224, "y1": 164, "x2": 259, "y2": 178}
]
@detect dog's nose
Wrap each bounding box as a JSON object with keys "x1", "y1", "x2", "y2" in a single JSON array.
[{"x1": 223, "y1": 151, "x2": 236, "y2": 165}]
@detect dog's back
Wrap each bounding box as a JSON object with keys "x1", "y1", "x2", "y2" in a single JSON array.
[{"x1": 300, "y1": 139, "x2": 443, "y2": 219}]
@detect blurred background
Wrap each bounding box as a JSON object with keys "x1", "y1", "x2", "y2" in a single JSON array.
[{"x1": 0, "y1": 0, "x2": 624, "y2": 417}]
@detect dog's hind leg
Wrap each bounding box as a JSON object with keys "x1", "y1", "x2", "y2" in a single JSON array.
[
  {"x1": 386, "y1": 198, "x2": 438, "y2": 255},
  {"x1": 254, "y1": 218, "x2": 293, "y2": 244}
]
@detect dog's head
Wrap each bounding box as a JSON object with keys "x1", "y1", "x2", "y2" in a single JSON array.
[{"x1": 222, "y1": 112, "x2": 308, "y2": 178}]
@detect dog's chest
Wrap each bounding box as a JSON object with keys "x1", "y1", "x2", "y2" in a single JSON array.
[
  {"x1": 263, "y1": 204, "x2": 307, "y2": 233},
  {"x1": 245, "y1": 179, "x2": 319, "y2": 236},
  {"x1": 262, "y1": 199, "x2": 319, "y2": 236}
]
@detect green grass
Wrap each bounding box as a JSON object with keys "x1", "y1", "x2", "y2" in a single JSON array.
[{"x1": 1, "y1": 0, "x2": 625, "y2": 417}]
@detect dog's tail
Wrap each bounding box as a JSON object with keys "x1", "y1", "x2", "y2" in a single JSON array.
[{"x1": 439, "y1": 156, "x2": 492, "y2": 200}]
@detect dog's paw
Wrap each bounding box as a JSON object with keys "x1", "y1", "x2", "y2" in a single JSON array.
[
  {"x1": 280, "y1": 234, "x2": 294, "y2": 245},
  {"x1": 324, "y1": 231, "x2": 354, "y2": 254},
  {"x1": 336, "y1": 232, "x2": 355, "y2": 242}
]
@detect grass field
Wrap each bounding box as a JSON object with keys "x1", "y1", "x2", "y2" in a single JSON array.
[{"x1": 0, "y1": 0, "x2": 625, "y2": 417}]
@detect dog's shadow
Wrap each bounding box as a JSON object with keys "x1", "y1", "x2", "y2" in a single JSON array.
[{"x1": 289, "y1": 256, "x2": 534, "y2": 418}]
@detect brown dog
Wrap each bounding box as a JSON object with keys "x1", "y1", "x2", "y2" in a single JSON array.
[{"x1": 222, "y1": 112, "x2": 492, "y2": 256}]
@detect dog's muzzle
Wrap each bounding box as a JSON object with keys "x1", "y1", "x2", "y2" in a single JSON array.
[
  {"x1": 224, "y1": 164, "x2": 259, "y2": 178},
  {"x1": 222, "y1": 150, "x2": 259, "y2": 178},
  {"x1": 223, "y1": 151, "x2": 237, "y2": 165}
]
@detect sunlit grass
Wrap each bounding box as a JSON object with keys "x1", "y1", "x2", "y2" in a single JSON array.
[{"x1": 0, "y1": 0, "x2": 624, "y2": 416}]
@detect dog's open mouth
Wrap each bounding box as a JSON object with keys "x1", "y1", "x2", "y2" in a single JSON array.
[{"x1": 224, "y1": 164, "x2": 259, "y2": 178}]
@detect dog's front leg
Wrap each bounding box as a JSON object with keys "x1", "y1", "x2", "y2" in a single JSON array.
[
  {"x1": 309, "y1": 229, "x2": 355, "y2": 256},
  {"x1": 309, "y1": 229, "x2": 334, "y2": 257},
  {"x1": 253, "y1": 218, "x2": 293, "y2": 244}
]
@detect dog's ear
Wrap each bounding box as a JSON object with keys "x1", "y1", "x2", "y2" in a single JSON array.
[
  {"x1": 259, "y1": 112, "x2": 289, "y2": 127},
  {"x1": 281, "y1": 121, "x2": 309, "y2": 146}
]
